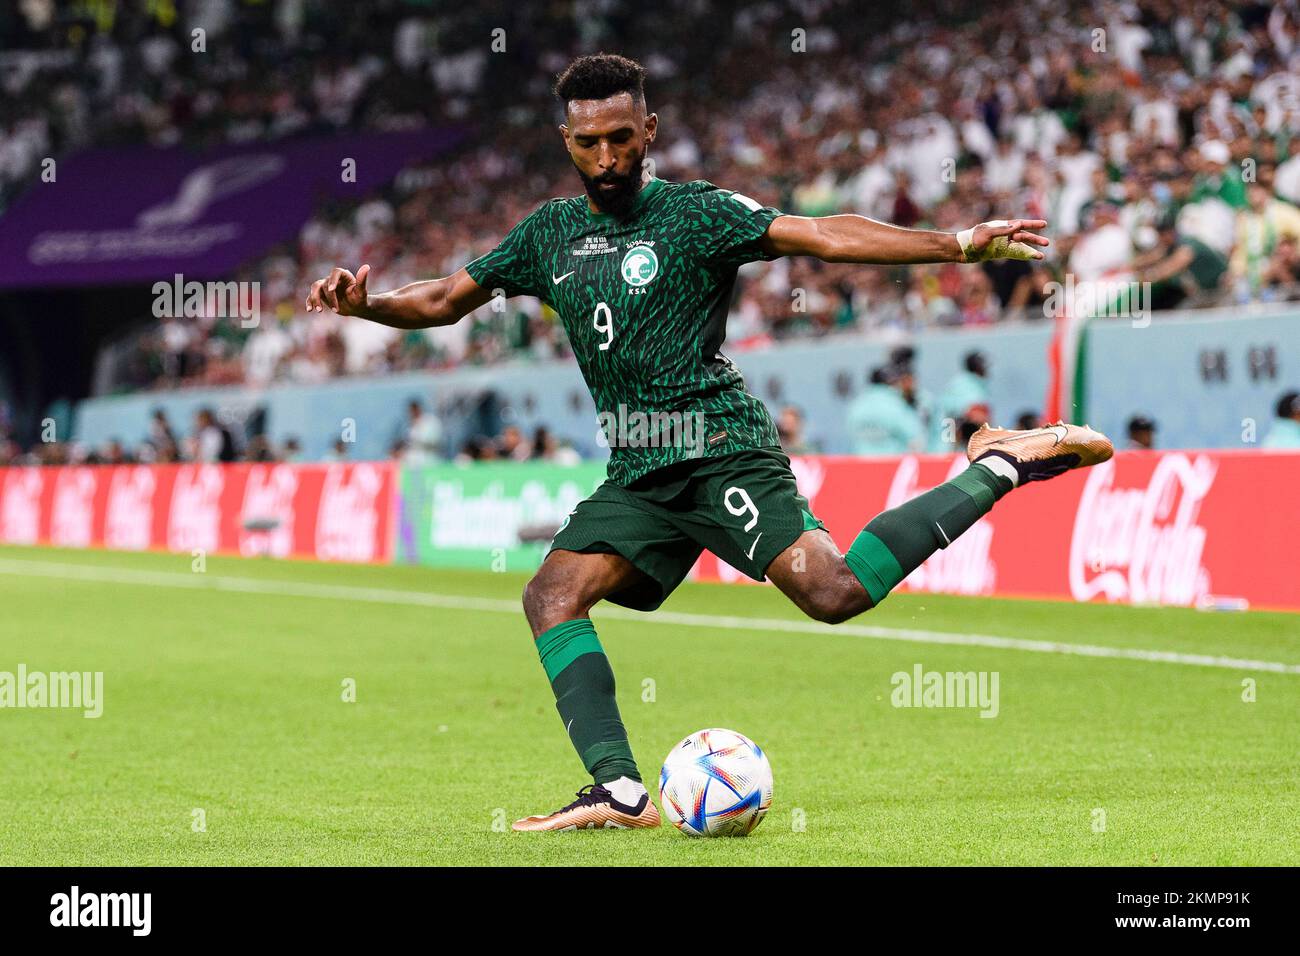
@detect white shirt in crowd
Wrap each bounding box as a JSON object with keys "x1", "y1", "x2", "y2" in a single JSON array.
[
  {"x1": 196, "y1": 424, "x2": 225, "y2": 462},
  {"x1": 404, "y1": 411, "x2": 443, "y2": 465},
  {"x1": 1070, "y1": 222, "x2": 1135, "y2": 282},
  {"x1": 1276, "y1": 153, "x2": 1300, "y2": 206}
]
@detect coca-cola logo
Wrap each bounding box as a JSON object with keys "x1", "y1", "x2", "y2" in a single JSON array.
[
  {"x1": 105, "y1": 467, "x2": 156, "y2": 550},
  {"x1": 50, "y1": 468, "x2": 97, "y2": 548},
  {"x1": 168, "y1": 465, "x2": 224, "y2": 553},
  {"x1": 1, "y1": 468, "x2": 45, "y2": 544},
  {"x1": 1069, "y1": 455, "x2": 1215, "y2": 606},
  {"x1": 316, "y1": 464, "x2": 383, "y2": 562},
  {"x1": 886, "y1": 456, "x2": 996, "y2": 595},
  {"x1": 239, "y1": 465, "x2": 299, "y2": 557}
]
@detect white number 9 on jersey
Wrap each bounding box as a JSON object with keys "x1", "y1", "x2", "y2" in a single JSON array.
[
  {"x1": 723, "y1": 486, "x2": 759, "y2": 532},
  {"x1": 593, "y1": 302, "x2": 614, "y2": 351}
]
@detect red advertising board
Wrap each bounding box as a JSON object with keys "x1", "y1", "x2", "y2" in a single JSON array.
[
  {"x1": 691, "y1": 450, "x2": 1300, "y2": 612},
  {"x1": 2, "y1": 452, "x2": 1296, "y2": 611},
  {"x1": 0, "y1": 462, "x2": 395, "y2": 563}
]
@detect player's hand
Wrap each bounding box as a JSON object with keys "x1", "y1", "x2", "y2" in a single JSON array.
[
  {"x1": 306, "y1": 264, "x2": 371, "y2": 315},
  {"x1": 957, "y1": 220, "x2": 1050, "y2": 262}
]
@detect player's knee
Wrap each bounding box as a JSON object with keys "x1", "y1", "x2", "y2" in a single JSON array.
[
  {"x1": 806, "y1": 597, "x2": 850, "y2": 625},
  {"x1": 803, "y1": 579, "x2": 872, "y2": 625},
  {"x1": 522, "y1": 573, "x2": 584, "y2": 631},
  {"x1": 813, "y1": 601, "x2": 866, "y2": 625},
  {"x1": 521, "y1": 575, "x2": 549, "y2": 624}
]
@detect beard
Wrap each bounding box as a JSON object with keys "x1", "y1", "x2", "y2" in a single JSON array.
[{"x1": 576, "y1": 147, "x2": 647, "y2": 218}]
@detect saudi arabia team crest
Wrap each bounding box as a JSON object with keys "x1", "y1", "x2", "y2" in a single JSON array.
[{"x1": 620, "y1": 245, "x2": 659, "y2": 287}]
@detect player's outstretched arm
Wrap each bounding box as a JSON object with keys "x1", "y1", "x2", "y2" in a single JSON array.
[
  {"x1": 305, "y1": 265, "x2": 494, "y2": 329},
  {"x1": 758, "y1": 215, "x2": 1050, "y2": 265}
]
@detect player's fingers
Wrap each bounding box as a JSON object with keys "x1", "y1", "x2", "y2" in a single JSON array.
[
  {"x1": 355, "y1": 263, "x2": 371, "y2": 296},
  {"x1": 306, "y1": 279, "x2": 323, "y2": 311},
  {"x1": 323, "y1": 267, "x2": 351, "y2": 312},
  {"x1": 1012, "y1": 231, "x2": 1051, "y2": 246},
  {"x1": 321, "y1": 268, "x2": 340, "y2": 310},
  {"x1": 311, "y1": 278, "x2": 331, "y2": 311}
]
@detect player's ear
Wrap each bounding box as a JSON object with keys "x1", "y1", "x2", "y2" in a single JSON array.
[
  {"x1": 558, "y1": 123, "x2": 571, "y2": 152},
  {"x1": 644, "y1": 113, "x2": 658, "y2": 144}
]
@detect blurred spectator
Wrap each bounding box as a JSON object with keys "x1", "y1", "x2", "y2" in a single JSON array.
[
  {"x1": 777, "y1": 405, "x2": 820, "y2": 456},
  {"x1": 455, "y1": 436, "x2": 500, "y2": 465},
  {"x1": 957, "y1": 408, "x2": 991, "y2": 448},
  {"x1": 1014, "y1": 410, "x2": 1044, "y2": 431},
  {"x1": 938, "y1": 351, "x2": 992, "y2": 437},
  {"x1": 401, "y1": 399, "x2": 443, "y2": 465},
  {"x1": 141, "y1": 408, "x2": 180, "y2": 463},
  {"x1": 245, "y1": 435, "x2": 276, "y2": 463},
  {"x1": 323, "y1": 439, "x2": 350, "y2": 462},
  {"x1": 192, "y1": 408, "x2": 236, "y2": 463},
  {"x1": 887, "y1": 347, "x2": 942, "y2": 450},
  {"x1": 847, "y1": 366, "x2": 924, "y2": 456},
  {"x1": 101, "y1": 439, "x2": 130, "y2": 465},
  {"x1": 1134, "y1": 212, "x2": 1231, "y2": 309},
  {"x1": 1276, "y1": 134, "x2": 1300, "y2": 206},
  {"x1": 1127, "y1": 414, "x2": 1158, "y2": 450},
  {"x1": 1070, "y1": 200, "x2": 1135, "y2": 284},
  {"x1": 149, "y1": 408, "x2": 176, "y2": 447},
  {"x1": 531, "y1": 426, "x2": 582, "y2": 465},
  {"x1": 496, "y1": 425, "x2": 532, "y2": 462},
  {"x1": 1229, "y1": 179, "x2": 1300, "y2": 301},
  {"x1": 1261, "y1": 391, "x2": 1300, "y2": 448}
]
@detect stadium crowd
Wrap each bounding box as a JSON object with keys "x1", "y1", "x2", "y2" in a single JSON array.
[
  {"x1": 0, "y1": 397, "x2": 588, "y2": 467},
  {"x1": 3, "y1": 0, "x2": 1300, "y2": 461}
]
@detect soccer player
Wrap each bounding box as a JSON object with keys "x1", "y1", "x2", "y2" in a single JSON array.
[{"x1": 305, "y1": 53, "x2": 1113, "y2": 832}]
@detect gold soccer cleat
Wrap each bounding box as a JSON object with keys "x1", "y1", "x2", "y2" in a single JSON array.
[
  {"x1": 512, "y1": 783, "x2": 662, "y2": 832},
  {"x1": 966, "y1": 421, "x2": 1113, "y2": 484}
]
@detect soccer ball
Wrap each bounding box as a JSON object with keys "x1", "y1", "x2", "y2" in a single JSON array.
[{"x1": 659, "y1": 728, "x2": 773, "y2": 837}]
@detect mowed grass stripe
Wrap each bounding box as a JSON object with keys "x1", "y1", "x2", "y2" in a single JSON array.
[{"x1": 2, "y1": 556, "x2": 1296, "y2": 675}]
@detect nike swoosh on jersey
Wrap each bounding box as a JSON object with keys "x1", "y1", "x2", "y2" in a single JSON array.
[
  {"x1": 746, "y1": 532, "x2": 763, "y2": 561},
  {"x1": 552, "y1": 271, "x2": 575, "y2": 284}
]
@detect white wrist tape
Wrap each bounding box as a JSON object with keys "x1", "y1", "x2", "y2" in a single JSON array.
[{"x1": 956, "y1": 225, "x2": 979, "y2": 261}]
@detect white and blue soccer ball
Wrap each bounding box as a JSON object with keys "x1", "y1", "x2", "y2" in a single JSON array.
[{"x1": 659, "y1": 728, "x2": 773, "y2": 837}]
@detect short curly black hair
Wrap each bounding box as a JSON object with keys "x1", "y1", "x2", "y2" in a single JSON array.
[{"x1": 553, "y1": 53, "x2": 646, "y2": 108}]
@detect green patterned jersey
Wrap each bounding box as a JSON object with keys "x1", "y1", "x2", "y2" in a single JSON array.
[{"x1": 464, "y1": 177, "x2": 783, "y2": 486}]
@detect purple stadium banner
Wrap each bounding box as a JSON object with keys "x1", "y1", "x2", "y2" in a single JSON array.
[{"x1": 0, "y1": 128, "x2": 464, "y2": 289}]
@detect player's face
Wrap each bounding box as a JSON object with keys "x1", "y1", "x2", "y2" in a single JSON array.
[{"x1": 561, "y1": 92, "x2": 657, "y2": 217}]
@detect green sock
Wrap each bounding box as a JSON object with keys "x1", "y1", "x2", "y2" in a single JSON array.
[
  {"x1": 534, "y1": 618, "x2": 641, "y2": 784},
  {"x1": 845, "y1": 463, "x2": 1012, "y2": 606}
]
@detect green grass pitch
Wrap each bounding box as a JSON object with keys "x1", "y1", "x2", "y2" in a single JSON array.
[{"x1": 1, "y1": 543, "x2": 1296, "y2": 866}]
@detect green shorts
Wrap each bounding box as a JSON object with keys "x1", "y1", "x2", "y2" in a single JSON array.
[{"x1": 548, "y1": 446, "x2": 826, "y2": 611}]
